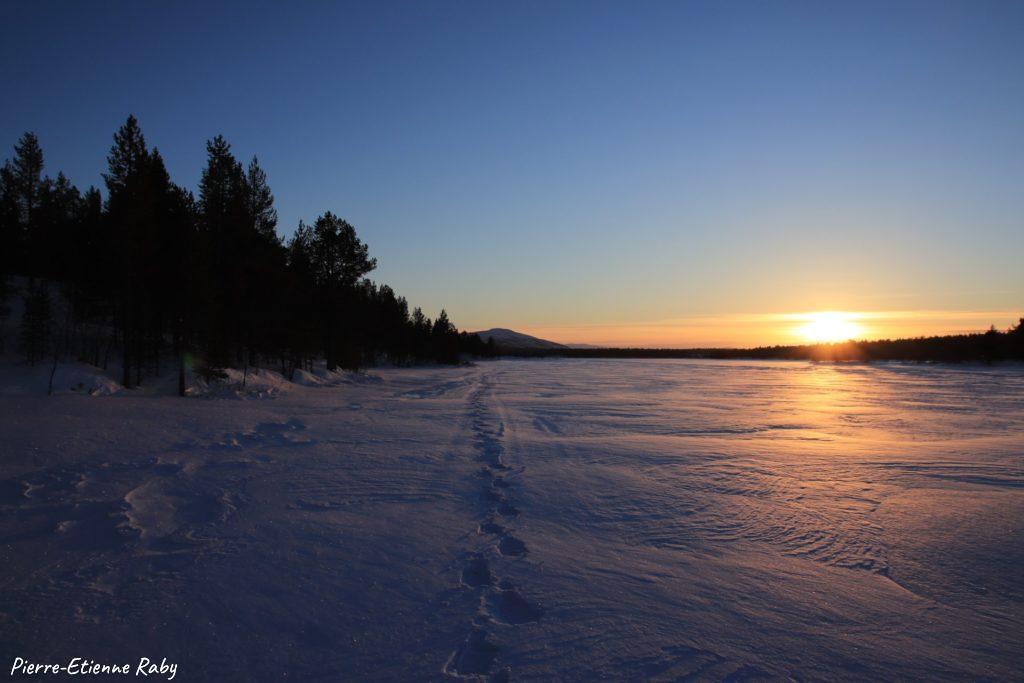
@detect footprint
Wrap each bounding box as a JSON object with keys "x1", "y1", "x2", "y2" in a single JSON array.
[
  {"x1": 202, "y1": 458, "x2": 257, "y2": 471},
  {"x1": 496, "y1": 502, "x2": 519, "y2": 518},
  {"x1": 291, "y1": 499, "x2": 342, "y2": 511},
  {"x1": 210, "y1": 419, "x2": 314, "y2": 450},
  {"x1": 497, "y1": 535, "x2": 527, "y2": 557},
  {"x1": 485, "y1": 586, "x2": 543, "y2": 625},
  {"x1": 444, "y1": 628, "x2": 499, "y2": 678},
  {"x1": 481, "y1": 487, "x2": 504, "y2": 503},
  {"x1": 252, "y1": 418, "x2": 313, "y2": 446},
  {"x1": 151, "y1": 463, "x2": 184, "y2": 476},
  {"x1": 254, "y1": 417, "x2": 307, "y2": 435},
  {"x1": 478, "y1": 519, "x2": 505, "y2": 536},
  {"x1": 461, "y1": 553, "x2": 494, "y2": 588},
  {"x1": 53, "y1": 500, "x2": 137, "y2": 551},
  {"x1": 474, "y1": 441, "x2": 507, "y2": 470},
  {"x1": 723, "y1": 664, "x2": 775, "y2": 681}
]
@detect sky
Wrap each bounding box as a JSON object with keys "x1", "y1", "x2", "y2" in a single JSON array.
[{"x1": 1, "y1": 1, "x2": 1021, "y2": 347}]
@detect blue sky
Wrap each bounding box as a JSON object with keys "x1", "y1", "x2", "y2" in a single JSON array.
[{"x1": 2, "y1": 1, "x2": 1021, "y2": 345}]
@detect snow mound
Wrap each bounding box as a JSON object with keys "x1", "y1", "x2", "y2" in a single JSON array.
[
  {"x1": 56, "y1": 364, "x2": 124, "y2": 396},
  {"x1": 291, "y1": 368, "x2": 328, "y2": 386},
  {"x1": 292, "y1": 366, "x2": 382, "y2": 387},
  {"x1": 188, "y1": 367, "x2": 292, "y2": 399},
  {"x1": 0, "y1": 361, "x2": 123, "y2": 396}
]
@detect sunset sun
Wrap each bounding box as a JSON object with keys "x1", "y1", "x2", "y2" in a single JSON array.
[{"x1": 796, "y1": 312, "x2": 864, "y2": 343}]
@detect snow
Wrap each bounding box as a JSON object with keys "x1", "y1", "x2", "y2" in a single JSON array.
[
  {"x1": 1, "y1": 358, "x2": 1022, "y2": 680},
  {"x1": 186, "y1": 367, "x2": 296, "y2": 399},
  {"x1": 0, "y1": 361, "x2": 124, "y2": 397}
]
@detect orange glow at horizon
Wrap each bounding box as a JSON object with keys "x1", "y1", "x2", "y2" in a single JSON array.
[
  {"x1": 793, "y1": 312, "x2": 865, "y2": 344},
  {"x1": 511, "y1": 310, "x2": 1020, "y2": 349}
]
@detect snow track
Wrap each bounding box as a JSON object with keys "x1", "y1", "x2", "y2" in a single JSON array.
[{"x1": 445, "y1": 373, "x2": 542, "y2": 680}]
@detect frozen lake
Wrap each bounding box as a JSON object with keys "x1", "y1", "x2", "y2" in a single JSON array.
[{"x1": 1, "y1": 359, "x2": 1022, "y2": 680}]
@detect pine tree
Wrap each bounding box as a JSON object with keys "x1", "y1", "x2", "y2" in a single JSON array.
[
  {"x1": 283, "y1": 221, "x2": 317, "y2": 374},
  {"x1": 147, "y1": 149, "x2": 198, "y2": 395},
  {"x1": 309, "y1": 212, "x2": 377, "y2": 370},
  {"x1": 246, "y1": 156, "x2": 278, "y2": 243},
  {"x1": 69, "y1": 186, "x2": 107, "y2": 366},
  {"x1": 239, "y1": 156, "x2": 285, "y2": 370},
  {"x1": 34, "y1": 171, "x2": 82, "y2": 279},
  {"x1": 199, "y1": 136, "x2": 247, "y2": 232},
  {"x1": 1, "y1": 133, "x2": 45, "y2": 275},
  {"x1": 310, "y1": 212, "x2": 377, "y2": 288},
  {"x1": 432, "y1": 309, "x2": 454, "y2": 336},
  {"x1": 0, "y1": 274, "x2": 10, "y2": 354},
  {"x1": 198, "y1": 135, "x2": 252, "y2": 369},
  {"x1": 104, "y1": 115, "x2": 152, "y2": 388},
  {"x1": 9, "y1": 132, "x2": 44, "y2": 235},
  {"x1": 431, "y1": 309, "x2": 460, "y2": 363},
  {"x1": 0, "y1": 163, "x2": 18, "y2": 338},
  {"x1": 103, "y1": 117, "x2": 148, "y2": 196}
]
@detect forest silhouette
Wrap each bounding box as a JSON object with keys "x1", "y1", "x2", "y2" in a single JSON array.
[
  {"x1": 497, "y1": 325, "x2": 1024, "y2": 363},
  {"x1": 0, "y1": 118, "x2": 494, "y2": 394}
]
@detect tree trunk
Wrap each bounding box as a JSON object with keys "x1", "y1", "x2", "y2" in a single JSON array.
[
  {"x1": 122, "y1": 319, "x2": 131, "y2": 389},
  {"x1": 174, "y1": 330, "x2": 185, "y2": 397},
  {"x1": 48, "y1": 350, "x2": 58, "y2": 396},
  {"x1": 135, "y1": 326, "x2": 142, "y2": 387},
  {"x1": 325, "y1": 317, "x2": 336, "y2": 371}
]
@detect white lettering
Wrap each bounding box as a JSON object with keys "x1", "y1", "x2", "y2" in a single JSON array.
[{"x1": 10, "y1": 657, "x2": 25, "y2": 675}]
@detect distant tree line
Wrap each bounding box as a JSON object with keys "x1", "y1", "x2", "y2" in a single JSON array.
[
  {"x1": 495, "y1": 323, "x2": 1024, "y2": 363},
  {"x1": 0, "y1": 118, "x2": 494, "y2": 394}
]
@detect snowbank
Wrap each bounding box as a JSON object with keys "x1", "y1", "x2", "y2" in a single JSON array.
[
  {"x1": 0, "y1": 361, "x2": 123, "y2": 396},
  {"x1": 187, "y1": 367, "x2": 293, "y2": 399},
  {"x1": 0, "y1": 357, "x2": 388, "y2": 398}
]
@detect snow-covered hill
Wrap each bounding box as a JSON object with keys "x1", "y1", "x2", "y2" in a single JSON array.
[{"x1": 473, "y1": 328, "x2": 566, "y2": 350}]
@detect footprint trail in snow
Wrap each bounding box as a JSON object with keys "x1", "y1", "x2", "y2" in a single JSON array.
[{"x1": 445, "y1": 374, "x2": 542, "y2": 681}]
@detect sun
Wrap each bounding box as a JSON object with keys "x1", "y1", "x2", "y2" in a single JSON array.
[{"x1": 795, "y1": 312, "x2": 864, "y2": 344}]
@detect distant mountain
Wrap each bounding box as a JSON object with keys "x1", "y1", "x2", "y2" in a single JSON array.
[{"x1": 473, "y1": 328, "x2": 568, "y2": 351}]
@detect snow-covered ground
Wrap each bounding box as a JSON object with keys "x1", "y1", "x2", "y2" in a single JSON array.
[{"x1": 1, "y1": 359, "x2": 1022, "y2": 680}]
